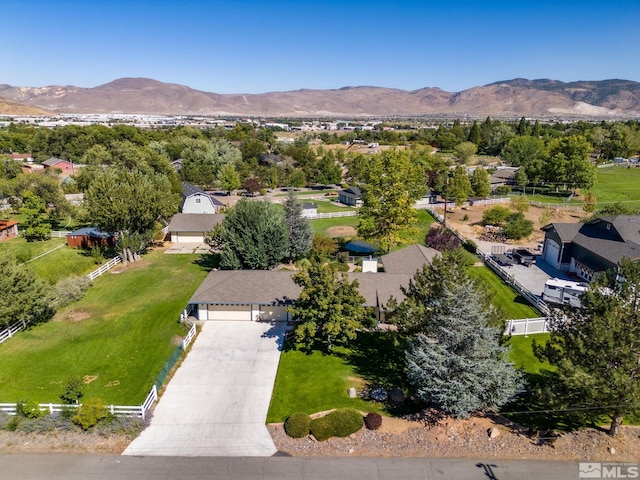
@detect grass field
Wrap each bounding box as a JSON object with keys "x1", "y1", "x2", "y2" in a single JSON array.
[
  {"x1": 0, "y1": 237, "x2": 100, "y2": 284},
  {"x1": 311, "y1": 216, "x2": 359, "y2": 235},
  {"x1": 520, "y1": 166, "x2": 640, "y2": 210},
  {"x1": 314, "y1": 200, "x2": 356, "y2": 213},
  {"x1": 506, "y1": 333, "x2": 552, "y2": 374},
  {"x1": 0, "y1": 249, "x2": 209, "y2": 405},
  {"x1": 467, "y1": 266, "x2": 540, "y2": 320}
]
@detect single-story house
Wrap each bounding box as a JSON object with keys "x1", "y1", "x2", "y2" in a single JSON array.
[
  {"x1": 66, "y1": 227, "x2": 116, "y2": 249},
  {"x1": 489, "y1": 167, "x2": 517, "y2": 189},
  {"x1": 22, "y1": 163, "x2": 45, "y2": 174},
  {"x1": 42, "y1": 157, "x2": 76, "y2": 177},
  {"x1": 0, "y1": 220, "x2": 19, "y2": 241},
  {"x1": 338, "y1": 187, "x2": 362, "y2": 207},
  {"x1": 167, "y1": 213, "x2": 225, "y2": 243},
  {"x1": 188, "y1": 244, "x2": 439, "y2": 323},
  {"x1": 181, "y1": 183, "x2": 225, "y2": 214},
  {"x1": 10, "y1": 153, "x2": 33, "y2": 163},
  {"x1": 541, "y1": 215, "x2": 640, "y2": 282},
  {"x1": 301, "y1": 203, "x2": 317, "y2": 218}
]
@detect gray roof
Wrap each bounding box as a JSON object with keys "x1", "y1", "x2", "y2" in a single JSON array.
[
  {"x1": 302, "y1": 203, "x2": 317, "y2": 209},
  {"x1": 42, "y1": 157, "x2": 67, "y2": 166},
  {"x1": 168, "y1": 213, "x2": 224, "y2": 232},
  {"x1": 340, "y1": 187, "x2": 361, "y2": 196},
  {"x1": 380, "y1": 244, "x2": 439, "y2": 274},
  {"x1": 189, "y1": 270, "x2": 302, "y2": 305},
  {"x1": 541, "y1": 222, "x2": 582, "y2": 242},
  {"x1": 189, "y1": 270, "x2": 413, "y2": 308},
  {"x1": 489, "y1": 168, "x2": 517, "y2": 184},
  {"x1": 181, "y1": 182, "x2": 225, "y2": 207}
]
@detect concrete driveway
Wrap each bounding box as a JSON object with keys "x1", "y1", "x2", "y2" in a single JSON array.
[{"x1": 123, "y1": 321, "x2": 287, "y2": 457}]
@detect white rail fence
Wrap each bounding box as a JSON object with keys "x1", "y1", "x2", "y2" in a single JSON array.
[
  {"x1": 308, "y1": 211, "x2": 358, "y2": 219},
  {"x1": 86, "y1": 255, "x2": 122, "y2": 281},
  {"x1": 0, "y1": 384, "x2": 158, "y2": 420},
  {"x1": 0, "y1": 321, "x2": 27, "y2": 345},
  {"x1": 504, "y1": 317, "x2": 550, "y2": 336}
]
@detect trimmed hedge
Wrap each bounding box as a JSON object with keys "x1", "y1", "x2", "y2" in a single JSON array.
[
  {"x1": 284, "y1": 412, "x2": 312, "y2": 438},
  {"x1": 364, "y1": 412, "x2": 383, "y2": 430},
  {"x1": 310, "y1": 408, "x2": 364, "y2": 441}
]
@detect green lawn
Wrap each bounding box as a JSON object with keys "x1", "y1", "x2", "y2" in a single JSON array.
[
  {"x1": 311, "y1": 216, "x2": 359, "y2": 235},
  {"x1": 267, "y1": 331, "x2": 403, "y2": 423},
  {"x1": 506, "y1": 333, "x2": 552, "y2": 374},
  {"x1": 0, "y1": 237, "x2": 100, "y2": 284},
  {"x1": 467, "y1": 266, "x2": 540, "y2": 319},
  {"x1": 522, "y1": 166, "x2": 640, "y2": 210},
  {"x1": 315, "y1": 200, "x2": 356, "y2": 213},
  {"x1": 0, "y1": 250, "x2": 209, "y2": 405},
  {"x1": 395, "y1": 210, "x2": 436, "y2": 248}
]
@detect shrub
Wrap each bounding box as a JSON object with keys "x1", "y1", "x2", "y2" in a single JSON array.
[
  {"x1": 284, "y1": 412, "x2": 312, "y2": 438},
  {"x1": 462, "y1": 214, "x2": 469, "y2": 221},
  {"x1": 481, "y1": 205, "x2": 511, "y2": 226},
  {"x1": 425, "y1": 226, "x2": 460, "y2": 252},
  {"x1": 364, "y1": 412, "x2": 383, "y2": 430},
  {"x1": 16, "y1": 400, "x2": 45, "y2": 419},
  {"x1": 310, "y1": 408, "x2": 364, "y2": 441},
  {"x1": 462, "y1": 239, "x2": 477, "y2": 254},
  {"x1": 510, "y1": 195, "x2": 530, "y2": 213},
  {"x1": 503, "y1": 212, "x2": 534, "y2": 240},
  {"x1": 60, "y1": 376, "x2": 85, "y2": 404},
  {"x1": 72, "y1": 398, "x2": 109, "y2": 430},
  {"x1": 494, "y1": 186, "x2": 512, "y2": 196},
  {"x1": 55, "y1": 276, "x2": 93, "y2": 307}
]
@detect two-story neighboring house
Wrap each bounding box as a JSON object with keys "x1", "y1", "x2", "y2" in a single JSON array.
[
  {"x1": 541, "y1": 215, "x2": 640, "y2": 282},
  {"x1": 180, "y1": 183, "x2": 225, "y2": 214},
  {"x1": 338, "y1": 187, "x2": 362, "y2": 207}
]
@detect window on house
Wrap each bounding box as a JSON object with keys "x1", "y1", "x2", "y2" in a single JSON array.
[{"x1": 195, "y1": 198, "x2": 201, "y2": 204}]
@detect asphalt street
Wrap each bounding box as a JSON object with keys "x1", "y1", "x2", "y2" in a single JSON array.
[{"x1": 0, "y1": 454, "x2": 586, "y2": 480}]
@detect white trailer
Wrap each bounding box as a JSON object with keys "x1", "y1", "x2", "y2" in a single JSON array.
[{"x1": 542, "y1": 278, "x2": 588, "y2": 308}]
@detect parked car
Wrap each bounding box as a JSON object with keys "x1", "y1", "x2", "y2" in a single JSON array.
[{"x1": 511, "y1": 249, "x2": 536, "y2": 266}]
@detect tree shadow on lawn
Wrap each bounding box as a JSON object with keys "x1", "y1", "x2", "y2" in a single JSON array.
[
  {"x1": 501, "y1": 370, "x2": 597, "y2": 435},
  {"x1": 336, "y1": 330, "x2": 408, "y2": 392},
  {"x1": 194, "y1": 253, "x2": 220, "y2": 270}
]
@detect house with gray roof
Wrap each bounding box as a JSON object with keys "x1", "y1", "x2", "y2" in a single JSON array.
[
  {"x1": 541, "y1": 215, "x2": 640, "y2": 282},
  {"x1": 188, "y1": 243, "x2": 439, "y2": 323},
  {"x1": 181, "y1": 183, "x2": 225, "y2": 214},
  {"x1": 167, "y1": 213, "x2": 225, "y2": 243}
]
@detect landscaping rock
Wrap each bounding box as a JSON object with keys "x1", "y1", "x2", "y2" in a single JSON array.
[
  {"x1": 488, "y1": 427, "x2": 500, "y2": 439},
  {"x1": 369, "y1": 388, "x2": 388, "y2": 402},
  {"x1": 389, "y1": 388, "x2": 405, "y2": 404},
  {"x1": 347, "y1": 387, "x2": 357, "y2": 399}
]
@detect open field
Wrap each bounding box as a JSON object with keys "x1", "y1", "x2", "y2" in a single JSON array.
[
  {"x1": 311, "y1": 216, "x2": 359, "y2": 236},
  {"x1": 0, "y1": 249, "x2": 209, "y2": 405},
  {"x1": 583, "y1": 165, "x2": 640, "y2": 209}
]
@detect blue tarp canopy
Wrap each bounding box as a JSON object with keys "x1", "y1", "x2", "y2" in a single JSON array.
[{"x1": 344, "y1": 240, "x2": 376, "y2": 254}]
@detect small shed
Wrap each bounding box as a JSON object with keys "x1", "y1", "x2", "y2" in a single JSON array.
[
  {"x1": 301, "y1": 203, "x2": 318, "y2": 218},
  {"x1": 66, "y1": 227, "x2": 116, "y2": 249}
]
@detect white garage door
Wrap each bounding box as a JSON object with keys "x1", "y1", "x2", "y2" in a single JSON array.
[
  {"x1": 173, "y1": 232, "x2": 205, "y2": 243},
  {"x1": 259, "y1": 306, "x2": 289, "y2": 322},
  {"x1": 544, "y1": 239, "x2": 560, "y2": 268},
  {"x1": 208, "y1": 305, "x2": 252, "y2": 321}
]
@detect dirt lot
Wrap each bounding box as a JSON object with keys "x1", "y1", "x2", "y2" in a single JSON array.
[{"x1": 441, "y1": 203, "x2": 589, "y2": 251}]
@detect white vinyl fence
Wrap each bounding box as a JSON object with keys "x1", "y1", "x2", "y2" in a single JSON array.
[
  {"x1": 0, "y1": 321, "x2": 27, "y2": 345},
  {"x1": 504, "y1": 317, "x2": 550, "y2": 336},
  {"x1": 86, "y1": 255, "x2": 122, "y2": 281},
  {"x1": 308, "y1": 211, "x2": 357, "y2": 219}
]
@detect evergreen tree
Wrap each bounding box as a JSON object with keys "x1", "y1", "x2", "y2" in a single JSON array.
[
  {"x1": 405, "y1": 279, "x2": 523, "y2": 418},
  {"x1": 219, "y1": 198, "x2": 288, "y2": 269},
  {"x1": 534, "y1": 258, "x2": 640, "y2": 436},
  {"x1": 0, "y1": 254, "x2": 55, "y2": 327},
  {"x1": 283, "y1": 192, "x2": 313, "y2": 263},
  {"x1": 290, "y1": 259, "x2": 368, "y2": 351},
  {"x1": 467, "y1": 121, "x2": 481, "y2": 145},
  {"x1": 20, "y1": 190, "x2": 51, "y2": 241}
]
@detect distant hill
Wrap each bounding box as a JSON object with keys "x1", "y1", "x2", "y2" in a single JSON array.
[{"x1": 1, "y1": 77, "x2": 639, "y2": 117}]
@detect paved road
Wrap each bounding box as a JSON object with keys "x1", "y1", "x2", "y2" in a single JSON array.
[
  {"x1": 0, "y1": 454, "x2": 586, "y2": 479},
  {"x1": 124, "y1": 321, "x2": 287, "y2": 457}
]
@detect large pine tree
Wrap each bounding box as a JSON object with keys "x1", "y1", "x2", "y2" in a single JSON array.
[{"x1": 405, "y1": 279, "x2": 523, "y2": 418}]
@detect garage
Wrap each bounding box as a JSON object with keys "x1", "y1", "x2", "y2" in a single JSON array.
[
  {"x1": 543, "y1": 239, "x2": 561, "y2": 269},
  {"x1": 167, "y1": 213, "x2": 224, "y2": 244},
  {"x1": 258, "y1": 305, "x2": 289, "y2": 322},
  {"x1": 204, "y1": 304, "x2": 252, "y2": 321},
  {"x1": 171, "y1": 231, "x2": 206, "y2": 243}
]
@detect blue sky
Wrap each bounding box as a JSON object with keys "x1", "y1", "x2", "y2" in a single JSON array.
[{"x1": 2, "y1": 0, "x2": 639, "y2": 93}]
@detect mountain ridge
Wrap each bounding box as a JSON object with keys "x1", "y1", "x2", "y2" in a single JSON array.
[{"x1": 1, "y1": 77, "x2": 639, "y2": 117}]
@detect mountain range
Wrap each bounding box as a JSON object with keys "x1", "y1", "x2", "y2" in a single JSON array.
[{"x1": 1, "y1": 77, "x2": 639, "y2": 118}]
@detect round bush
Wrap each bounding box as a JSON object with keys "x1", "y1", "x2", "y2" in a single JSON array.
[
  {"x1": 284, "y1": 412, "x2": 312, "y2": 438},
  {"x1": 364, "y1": 412, "x2": 383, "y2": 430},
  {"x1": 310, "y1": 408, "x2": 364, "y2": 441}
]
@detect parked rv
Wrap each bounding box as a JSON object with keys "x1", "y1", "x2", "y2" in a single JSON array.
[{"x1": 542, "y1": 278, "x2": 588, "y2": 308}]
